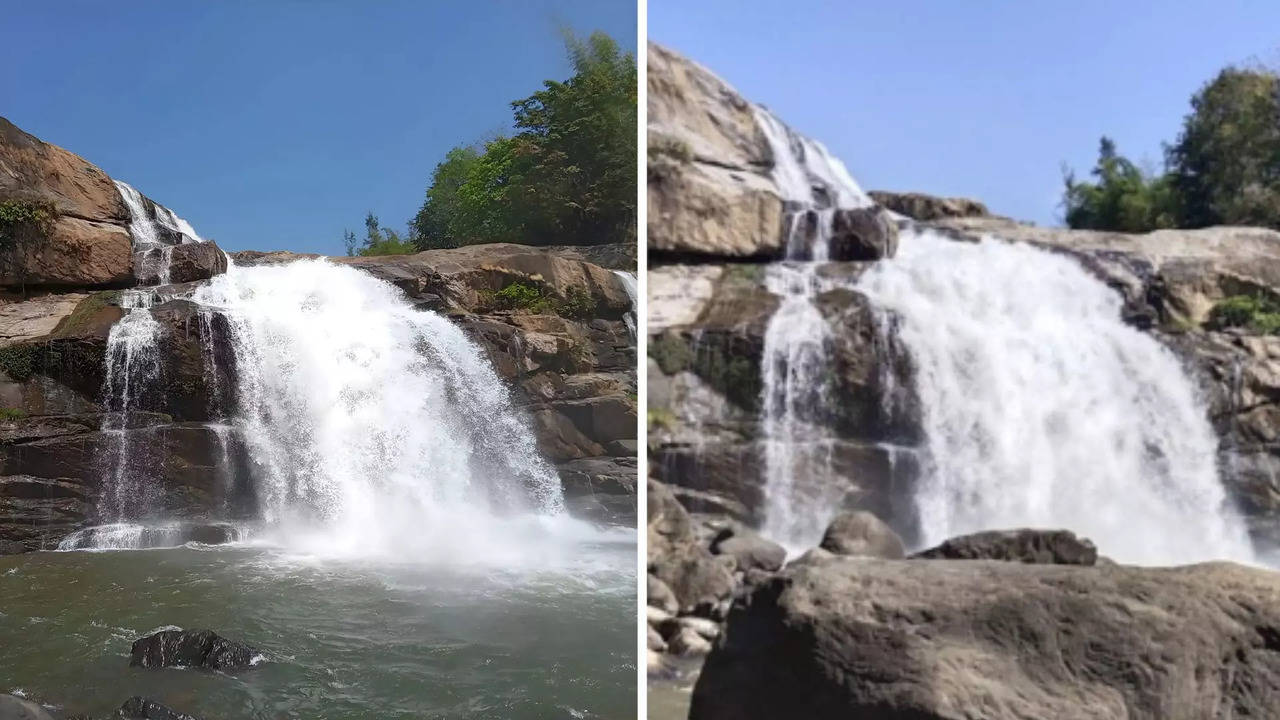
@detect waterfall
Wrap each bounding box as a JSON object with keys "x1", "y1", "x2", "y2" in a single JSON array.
[
  {"x1": 613, "y1": 270, "x2": 638, "y2": 338},
  {"x1": 190, "y1": 259, "x2": 565, "y2": 558},
  {"x1": 857, "y1": 228, "x2": 1255, "y2": 565},
  {"x1": 76, "y1": 183, "x2": 209, "y2": 538},
  {"x1": 755, "y1": 107, "x2": 871, "y2": 549}
]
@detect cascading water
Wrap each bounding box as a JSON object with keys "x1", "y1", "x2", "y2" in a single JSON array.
[
  {"x1": 613, "y1": 270, "x2": 638, "y2": 338},
  {"x1": 755, "y1": 107, "x2": 873, "y2": 549},
  {"x1": 84, "y1": 182, "x2": 211, "y2": 535},
  {"x1": 857, "y1": 228, "x2": 1255, "y2": 565},
  {"x1": 191, "y1": 259, "x2": 568, "y2": 560}
]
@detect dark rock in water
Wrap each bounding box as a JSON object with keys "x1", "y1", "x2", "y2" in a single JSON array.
[
  {"x1": 0, "y1": 694, "x2": 54, "y2": 720},
  {"x1": 0, "y1": 539, "x2": 28, "y2": 555},
  {"x1": 912, "y1": 528, "x2": 1099, "y2": 565},
  {"x1": 818, "y1": 510, "x2": 905, "y2": 558},
  {"x1": 691, "y1": 558, "x2": 1280, "y2": 720},
  {"x1": 828, "y1": 206, "x2": 898, "y2": 261},
  {"x1": 115, "y1": 697, "x2": 200, "y2": 720},
  {"x1": 130, "y1": 629, "x2": 259, "y2": 671},
  {"x1": 133, "y1": 241, "x2": 227, "y2": 286},
  {"x1": 710, "y1": 524, "x2": 785, "y2": 573}
]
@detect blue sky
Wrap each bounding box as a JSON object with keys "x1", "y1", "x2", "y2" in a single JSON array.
[
  {"x1": 650, "y1": 0, "x2": 1280, "y2": 226},
  {"x1": 4, "y1": 1, "x2": 636, "y2": 254}
]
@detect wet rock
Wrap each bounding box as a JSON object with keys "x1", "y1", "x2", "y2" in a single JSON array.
[
  {"x1": 651, "y1": 542, "x2": 736, "y2": 617},
  {"x1": 134, "y1": 242, "x2": 228, "y2": 286},
  {"x1": 0, "y1": 694, "x2": 54, "y2": 720},
  {"x1": 115, "y1": 697, "x2": 200, "y2": 720},
  {"x1": 818, "y1": 510, "x2": 905, "y2": 558},
  {"x1": 828, "y1": 207, "x2": 899, "y2": 261},
  {"x1": 130, "y1": 629, "x2": 259, "y2": 672},
  {"x1": 913, "y1": 528, "x2": 1098, "y2": 565},
  {"x1": 691, "y1": 559, "x2": 1280, "y2": 720}
]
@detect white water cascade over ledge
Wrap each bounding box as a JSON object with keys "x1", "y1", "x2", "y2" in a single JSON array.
[
  {"x1": 62, "y1": 185, "x2": 600, "y2": 564},
  {"x1": 752, "y1": 111, "x2": 1256, "y2": 566}
]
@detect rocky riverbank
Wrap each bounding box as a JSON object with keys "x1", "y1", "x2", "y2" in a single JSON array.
[
  {"x1": 0, "y1": 115, "x2": 637, "y2": 553},
  {"x1": 647, "y1": 40, "x2": 1280, "y2": 718}
]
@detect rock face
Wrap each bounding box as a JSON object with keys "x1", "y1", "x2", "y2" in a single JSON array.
[
  {"x1": 692, "y1": 558, "x2": 1280, "y2": 720},
  {"x1": 135, "y1": 242, "x2": 228, "y2": 285},
  {"x1": 130, "y1": 629, "x2": 259, "y2": 671},
  {"x1": 913, "y1": 528, "x2": 1098, "y2": 565},
  {"x1": 0, "y1": 116, "x2": 133, "y2": 288},
  {"x1": 869, "y1": 190, "x2": 989, "y2": 220}
]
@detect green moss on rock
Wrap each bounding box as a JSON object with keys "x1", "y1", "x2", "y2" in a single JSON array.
[
  {"x1": 650, "y1": 331, "x2": 693, "y2": 375},
  {"x1": 51, "y1": 290, "x2": 121, "y2": 338}
]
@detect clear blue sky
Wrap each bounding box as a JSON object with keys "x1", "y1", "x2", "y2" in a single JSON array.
[
  {"x1": 4, "y1": 1, "x2": 636, "y2": 254},
  {"x1": 651, "y1": 0, "x2": 1280, "y2": 226}
]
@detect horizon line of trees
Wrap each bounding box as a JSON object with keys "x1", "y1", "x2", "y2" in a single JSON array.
[
  {"x1": 345, "y1": 29, "x2": 636, "y2": 257},
  {"x1": 1062, "y1": 63, "x2": 1280, "y2": 232}
]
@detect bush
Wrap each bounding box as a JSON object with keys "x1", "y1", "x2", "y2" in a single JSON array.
[
  {"x1": 483, "y1": 281, "x2": 598, "y2": 318},
  {"x1": 0, "y1": 199, "x2": 54, "y2": 250},
  {"x1": 0, "y1": 407, "x2": 27, "y2": 421},
  {"x1": 1207, "y1": 294, "x2": 1280, "y2": 333}
]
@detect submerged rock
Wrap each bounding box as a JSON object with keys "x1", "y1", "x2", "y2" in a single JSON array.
[
  {"x1": 692, "y1": 558, "x2": 1280, "y2": 720},
  {"x1": 817, "y1": 510, "x2": 905, "y2": 558},
  {"x1": 130, "y1": 629, "x2": 259, "y2": 671},
  {"x1": 115, "y1": 697, "x2": 200, "y2": 720},
  {"x1": 913, "y1": 528, "x2": 1098, "y2": 565},
  {"x1": 0, "y1": 694, "x2": 54, "y2": 720}
]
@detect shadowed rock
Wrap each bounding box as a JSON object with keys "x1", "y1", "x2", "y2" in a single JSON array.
[
  {"x1": 912, "y1": 528, "x2": 1098, "y2": 565},
  {"x1": 115, "y1": 697, "x2": 200, "y2": 720},
  {"x1": 0, "y1": 695, "x2": 54, "y2": 720},
  {"x1": 130, "y1": 629, "x2": 259, "y2": 671}
]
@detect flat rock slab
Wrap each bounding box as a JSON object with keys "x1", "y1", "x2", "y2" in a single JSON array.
[{"x1": 693, "y1": 558, "x2": 1280, "y2": 720}]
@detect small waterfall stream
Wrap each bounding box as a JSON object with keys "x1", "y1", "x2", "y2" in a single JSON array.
[{"x1": 755, "y1": 107, "x2": 872, "y2": 549}]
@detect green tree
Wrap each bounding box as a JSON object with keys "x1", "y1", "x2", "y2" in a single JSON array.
[
  {"x1": 344, "y1": 212, "x2": 416, "y2": 257},
  {"x1": 408, "y1": 29, "x2": 636, "y2": 250},
  {"x1": 410, "y1": 145, "x2": 481, "y2": 249},
  {"x1": 1062, "y1": 137, "x2": 1177, "y2": 232},
  {"x1": 1166, "y1": 67, "x2": 1280, "y2": 228}
]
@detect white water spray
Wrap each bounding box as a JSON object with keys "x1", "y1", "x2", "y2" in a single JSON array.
[
  {"x1": 857, "y1": 228, "x2": 1254, "y2": 565},
  {"x1": 613, "y1": 270, "x2": 637, "y2": 338},
  {"x1": 191, "y1": 259, "x2": 567, "y2": 559}
]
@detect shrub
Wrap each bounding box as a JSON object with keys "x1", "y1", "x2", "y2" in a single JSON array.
[
  {"x1": 0, "y1": 199, "x2": 55, "y2": 250},
  {"x1": 0, "y1": 407, "x2": 28, "y2": 421},
  {"x1": 1208, "y1": 294, "x2": 1280, "y2": 333},
  {"x1": 483, "y1": 281, "x2": 599, "y2": 318}
]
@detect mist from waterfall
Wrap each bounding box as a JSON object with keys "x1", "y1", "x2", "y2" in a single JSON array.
[{"x1": 857, "y1": 228, "x2": 1255, "y2": 565}]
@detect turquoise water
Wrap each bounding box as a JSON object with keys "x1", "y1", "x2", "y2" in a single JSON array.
[{"x1": 0, "y1": 542, "x2": 635, "y2": 719}]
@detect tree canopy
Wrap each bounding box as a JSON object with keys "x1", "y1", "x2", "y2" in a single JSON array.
[
  {"x1": 1063, "y1": 65, "x2": 1280, "y2": 232},
  {"x1": 409, "y1": 30, "x2": 637, "y2": 250}
]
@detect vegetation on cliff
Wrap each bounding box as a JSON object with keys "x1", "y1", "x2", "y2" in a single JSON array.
[{"x1": 1063, "y1": 65, "x2": 1280, "y2": 232}]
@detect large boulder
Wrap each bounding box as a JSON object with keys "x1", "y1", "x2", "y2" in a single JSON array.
[
  {"x1": 817, "y1": 510, "x2": 906, "y2": 559},
  {"x1": 0, "y1": 116, "x2": 133, "y2": 288},
  {"x1": 648, "y1": 479, "x2": 736, "y2": 615},
  {"x1": 692, "y1": 558, "x2": 1280, "y2": 720},
  {"x1": 913, "y1": 528, "x2": 1098, "y2": 565},
  {"x1": 134, "y1": 242, "x2": 228, "y2": 286},
  {"x1": 130, "y1": 629, "x2": 259, "y2": 671}
]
